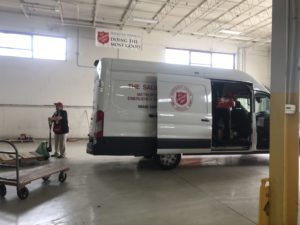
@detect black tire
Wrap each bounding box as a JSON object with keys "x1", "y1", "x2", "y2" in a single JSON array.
[
  {"x1": 58, "y1": 171, "x2": 67, "y2": 183},
  {"x1": 0, "y1": 184, "x2": 6, "y2": 197},
  {"x1": 155, "y1": 154, "x2": 181, "y2": 170},
  {"x1": 42, "y1": 176, "x2": 50, "y2": 182},
  {"x1": 17, "y1": 187, "x2": 29, "y2": 200}
]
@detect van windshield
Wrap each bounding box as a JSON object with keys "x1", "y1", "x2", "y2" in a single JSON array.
[
  {"x1": 236, "y1": 97, "x2": 250, "y2": 112},
  {"x1": 255, "y1": 93, "x2": 270, "y2": 114}
]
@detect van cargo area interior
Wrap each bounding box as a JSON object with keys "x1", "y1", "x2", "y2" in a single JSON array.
[{"x1": 212, "y1": 81, "x2": 253, "y2": 149}]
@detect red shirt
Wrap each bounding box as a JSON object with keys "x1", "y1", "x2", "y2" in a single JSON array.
[{"x1": 216, "y1": 98, "x2": 235, "y2": 109}]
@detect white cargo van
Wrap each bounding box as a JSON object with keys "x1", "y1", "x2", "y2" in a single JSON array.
[{"x1": 87, "y1": 58, "x2": 270, "y2": 169}]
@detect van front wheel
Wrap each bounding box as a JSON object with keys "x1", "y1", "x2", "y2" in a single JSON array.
[{"x1": 155, "y1": 154, "x2": 181, "y2": 170}]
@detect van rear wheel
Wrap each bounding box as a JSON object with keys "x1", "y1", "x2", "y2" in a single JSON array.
[{"x1": 155, "y1": 154, "x2": 181, "y2": 170}]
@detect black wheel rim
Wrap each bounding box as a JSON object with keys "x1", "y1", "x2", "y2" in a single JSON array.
[
  {"x1": 160, "y1": 154, "x2": 178, "y2": 166},
  {"x1": 59, "y1": 172, "x2": 67, "y2": 182},
  {"x1": 18, "y1": 187, "x2": 29, "y2": 200}
]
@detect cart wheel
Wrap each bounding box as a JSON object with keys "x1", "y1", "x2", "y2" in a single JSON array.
[
  {"x1": 0, "y1": 184, "x2": 6, "y2": 197},
  {"x1": 17, "y1": 187, "x2": 29, "y2": 200},
  {"x1": 42, "y1": 176, "x2": 50, "y2": 182},
  {"x1": 58, "y1": 171, "x2": 67, "y2": 183}
]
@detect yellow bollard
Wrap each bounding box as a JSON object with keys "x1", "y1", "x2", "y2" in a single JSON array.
[{"x1": 258, "y1": 178, "x2": 270, "y2": 225}]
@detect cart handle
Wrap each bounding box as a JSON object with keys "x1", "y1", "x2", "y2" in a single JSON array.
[
  {"x1": 48, "y1": 119, "x2": 53, "y2": 128},
  {"x1": 0, "y1": 140, "x2": 20, "y2": 190}
]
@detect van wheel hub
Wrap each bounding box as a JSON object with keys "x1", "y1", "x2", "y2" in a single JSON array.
[
  {"x1": 156, "y1": 154, "x2": 181, "y2": 170},
  {"x1": 160, "y1": 154, "x2": 177, "y2": 165}
]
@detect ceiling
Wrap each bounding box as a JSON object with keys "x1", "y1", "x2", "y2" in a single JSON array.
[{"x1": 0, "y1": 0, "x2": 272, "y2": 47}]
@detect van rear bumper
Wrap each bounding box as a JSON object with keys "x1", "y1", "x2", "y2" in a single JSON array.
[
  {"x1": 86, "y1": 137, "x2": 156, "y2": 156},
  {"x1": 86, "y1": 141, "x2": 94, "y2": 154}
]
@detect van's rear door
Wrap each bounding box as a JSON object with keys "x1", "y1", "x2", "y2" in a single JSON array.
[{"x1": 157, "y1": 73, "x2": 212, "y2": 154}]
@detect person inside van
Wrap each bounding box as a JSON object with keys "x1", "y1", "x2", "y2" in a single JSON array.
[
  {"x1": 48, "y1": 102, "x2": 69, "y2": 158},
  {"x1": 231, "y1": 100, "x2": 251, "y2": 140},
  {"x1": 215, "y1": 92, "x2": 236, "y2": 143}
]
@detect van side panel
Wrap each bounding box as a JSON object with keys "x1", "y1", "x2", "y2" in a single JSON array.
[
  {"x1": 104, "y1": 71, "x2": 157, "y2": 137},
  {"x1": 157, "y1": 74, "x2": 212, "y2": 153},
  {"x1": 88, "y1": 68, "x2": 157, "y2": 156}
]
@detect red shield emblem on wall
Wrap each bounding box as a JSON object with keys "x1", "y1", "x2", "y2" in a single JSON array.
[
  {"x1": 97, "y1": 31, "x2": 109, "y2": 44},
  {"x1": 176, "y1": 92, "x2": 187, "y2": 105}
]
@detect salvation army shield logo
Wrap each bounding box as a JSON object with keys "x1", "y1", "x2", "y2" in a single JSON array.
[
  {"x1": 170, "y1": 85, "x2": 193, "y2": 111},
  {"x1": 176, "y1": 92, "x2": 187, "y2": 105},
  {"x1": 97, "y1": 31, "x2": 109, "y2": 44}
]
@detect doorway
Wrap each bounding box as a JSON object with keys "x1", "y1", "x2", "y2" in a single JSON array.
[{"x1": 212, "y1": 80, "x2": 253, "y2": 149}]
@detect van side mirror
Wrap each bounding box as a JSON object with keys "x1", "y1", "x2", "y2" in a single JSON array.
[{"x1": 94, "y1": 60, "x2": 99, "y2": 67}]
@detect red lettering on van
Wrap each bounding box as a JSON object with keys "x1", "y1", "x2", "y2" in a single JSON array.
[
  {"x1": 128, "y1": 84, "x2": 140, "y2": 89},
  {"x1": 143, "y1": 84, "x2": 157, "y2": 90}
]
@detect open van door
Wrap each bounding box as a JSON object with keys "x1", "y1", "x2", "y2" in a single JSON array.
[
  {"x1": 254, "y1": 91, "x2": 270, "y2": 150},
  {"x1": 156, "y1": 73, "x2": 212, "y2": 168}
]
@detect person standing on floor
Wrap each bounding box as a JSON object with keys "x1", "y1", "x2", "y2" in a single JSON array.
[{"x1": 48, "y1": 102, "x2": 69, "y2": 158}]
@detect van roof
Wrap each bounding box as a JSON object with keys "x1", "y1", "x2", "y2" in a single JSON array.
[{"x1": 101, "y1": 58, "x2": 269, "y2": 93}]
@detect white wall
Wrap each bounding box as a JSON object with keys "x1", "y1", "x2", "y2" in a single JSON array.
[
  {"x1": 0, "y1": 12, "x2": 271, "y2": 138},
  {"x1": 0, "y1": 13, "x2": 95, "y2": 139},
  {"x1": 243, "y1": 47, "x2": 271, "y2": 88}
]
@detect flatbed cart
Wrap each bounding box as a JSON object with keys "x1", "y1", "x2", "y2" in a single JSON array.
[
  {"x1": 0, "y1": 151, "x2": 46, "y2": 165},
  {"x1": 0, "y1": 140, "x2": 69, "y2": 200}
]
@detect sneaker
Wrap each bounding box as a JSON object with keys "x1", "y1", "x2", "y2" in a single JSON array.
[
  {"x1": 57, "y1": 155, "x2": 65, "y2": 159},
  {"x1": 51, "y1": 154, "x2": 58, "y2": 157}
]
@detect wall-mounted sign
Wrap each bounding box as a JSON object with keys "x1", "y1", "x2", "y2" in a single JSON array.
[{"x1": 95, "y1": 28, "x2": 143, "y2": 51}]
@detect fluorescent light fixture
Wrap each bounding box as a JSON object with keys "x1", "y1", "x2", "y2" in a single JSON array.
[
  {"x1": 220, "y1": 29, "x2": 241, "y2": 35},
  {"x1": 133, "y1": 17, "x2": 158, "y2": 24}
]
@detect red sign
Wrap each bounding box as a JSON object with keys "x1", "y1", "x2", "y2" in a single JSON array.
[
  {"x1": 176, "y1": 92, "x2": 187, "y2": 105},
  {"x1": 97, "y1": 31, "x2": 109, "y2": 44}
]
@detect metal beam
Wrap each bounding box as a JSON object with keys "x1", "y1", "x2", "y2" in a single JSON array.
[
  {"x1": 195, "y1": 0, "x2": 249, "y2": 35},
  {"x1": 222, "y1": 19, "x2": 271, "y2": 43},
  {"x1": 269, "y1": 0, "x2": 299, "y2": 225},
  {"x1": 241, "y1": 20, "x2": 271, "y2": 37},
  {"x1": 205, "y1": 33, "x2": 267, "y2": 43},
  {"x1": 76, "y1": 3, "x2": 79, "y2": 23},
  {"x1": 20, "y1": 3, "x2": 29, "y2": 18},
  {"x1": 172, "y1": 0, "x2": 227, "y2": 36},
  {"x1": 229, "y1": 6, "x2": 272, "y2": 33},
  {"x1": 211, "y1": 6, "x2": 272, "y2": 42},
  {"x1": 92, "y1": 0, "x2": 100, "y2": 26},
  {"x1": 237, "y1": 33, "x2": 271, "y2": 48},
  {"x1": 198, "y1": 0, "x2": 270, "y2": 36},
  {"x1": 120, "y1": 0, "x2": 138, "y2": 29},
  {"x1": 148, "y1": 0, "x2": 179, "y2": 33},
  {"x1": 58, "y1": 0, "x2": 64, "y2": 24}
]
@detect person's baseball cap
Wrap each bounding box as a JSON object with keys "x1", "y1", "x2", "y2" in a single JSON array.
[{"x1": 54, "y1": 102, "x2": 63, "y2": 107}]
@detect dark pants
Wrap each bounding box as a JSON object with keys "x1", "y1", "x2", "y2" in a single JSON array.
[{"x1": 214, "y1": 108, "x2": 230, "y2": 141}]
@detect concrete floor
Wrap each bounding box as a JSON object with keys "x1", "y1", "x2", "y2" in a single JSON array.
[{"x1": 0, "y1": 141, "x2": 274, "y2": 225}]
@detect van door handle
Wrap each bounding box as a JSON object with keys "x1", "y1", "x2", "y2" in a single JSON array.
[
  {"x1": 148, "y1": 114, "x2": 157, "y2": 118},
  {"x1": 201, "y1": 118, "x2": 210, "y2": 122}
]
